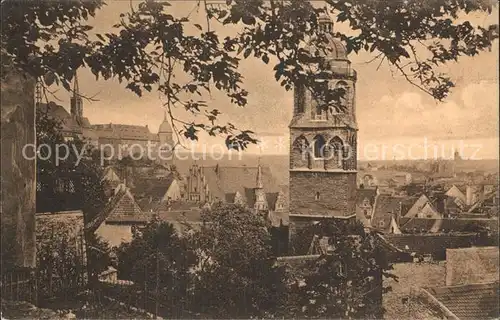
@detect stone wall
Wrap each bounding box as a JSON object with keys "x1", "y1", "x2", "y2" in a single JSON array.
[
  {"x1": 289, "y1": 171, "x2": 356, "y2": 216},
  {"x1": 1, "y1": 64, "x2": 36, "y2": 268}
]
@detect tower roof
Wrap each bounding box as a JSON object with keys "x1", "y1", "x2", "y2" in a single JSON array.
[
  {"x1": 159, "y1": 111, "x2": 173, "y2": 133},
  {"x1": 73, "y1": 73, "x2": 80, "y2": 99},
  {"x1": 306, "y1": 12, "x2": 348, "y2": 60}
]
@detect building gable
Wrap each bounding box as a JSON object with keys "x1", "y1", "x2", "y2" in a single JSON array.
[
  {"x1": 405, "y1": 194, "x2": 432, "y2": 218},
  {"x1": 417, "y1": 202, "x2": 441, "y2": 219},
  {"x1": 445, "y1": 185, "x2": 466, "y2": 204},
  {"x1": 161, "y1": 178, "x2": 181, "y2": 202},
  {"x1": 110, "y1": 188, "x2": 142, "y2": 216}
]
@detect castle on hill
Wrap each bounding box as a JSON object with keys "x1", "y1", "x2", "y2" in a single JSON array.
[{"x1": 36, "y1": 75, "x2": 174, "y2": 159}]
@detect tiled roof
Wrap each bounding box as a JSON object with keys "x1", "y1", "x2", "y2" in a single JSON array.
[
  {"x1": 132, "y1": 173, "x2": 176, "y2": 211},
  {"x1": 400, "y1": 196, "x2": 419, "y2": 216},
  {"x1": 371, "y1": 195, "x2": 404, "y2": 232},
  {"x1": 86, "y1": 185, "x2": 129, "y2": 232},
  {"x1": 90, "y1": 123, "x2": 159, "y2": 141},
  {"x1": 468, "y1": 188, "x2": 499, "y2": 213},
  {"x1": 424, "y1": 282, "x2": 499, "y2": 319},
  {"x1": 105, "y1": 207, "x2": 203, "y2": 235},
  {"x1": 202, "y1": 165, "x2": 284, "y2": 209},
  {"x1": 405, "y1": 194, "x2": 433, "y2": 218},
  {"x1": 383, "y1": 233, "x2": 478, "y2": 260},
  {"x1": 86, "y1": 185, "x2": 143, "y2": 232},
  {"x1": 400, "y1": 217, "x2": 499, "y2": 233},
  {"x1": 445, "y1": 185, "x2": 466, "y2": 203},
  {"x1": 446, "y1": 247, "x2": 499, "y2": 286},
  {"x1": 37, "y1": 102, "x2": 87, "y2": 135}
]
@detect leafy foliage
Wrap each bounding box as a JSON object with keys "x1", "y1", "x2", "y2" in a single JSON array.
[
  {"x1": 35, "y1": 109, "x2": 110, "y2": 287},
  {"x1": 36, "y1": 108, "x2": 106, "y2": 218},
  {"x1": 285, "y1": 219, "x2": 395, "y2": 319},
  {"x1": 36, "y1": 215, "x2": 86, "y2": 298},
  {"x1": 113, "y1": 204, "x2": 398, "y2": 318},
  {"x1": 188, "y1": 203, "x2": 287, "y2": 318},
  {"x1": 114, "y1": 217, "x2": 197, "y2": 314},
  {"x1": 2, "y1": 0, "x2": 497, "y2": 147}
]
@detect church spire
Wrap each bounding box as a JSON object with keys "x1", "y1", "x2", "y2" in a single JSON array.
[
  {"x1": 256, "y1": 146, "x2": 264, "y2": 189},
  {"x1": 70, "y1": 71, "x2": 83, "y2": 118},
  {"x1": 256, "y1": 162, "x2": 264, "y2": 189}
]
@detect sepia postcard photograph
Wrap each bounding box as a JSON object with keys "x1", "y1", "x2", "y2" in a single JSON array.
[{"x1": 1, "y1": 0, "x2": 499, "y2": 319}]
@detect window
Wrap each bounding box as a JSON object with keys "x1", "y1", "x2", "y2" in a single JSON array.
[
  {"x1": 315, "y1": 192, "x2": 320, "y2": 201},
  {"x1": 334, "y1": 81, "x2": 349, "y2": 113},
  {"x1": 379, "y1": 221, "x2": 385, "y2": 227},
  {"x1": 313, "y1": 135, "x2": 326, "y2": 158}
]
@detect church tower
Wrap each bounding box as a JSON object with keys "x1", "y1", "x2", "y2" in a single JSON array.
[
  {"x1": 289, "y1": 13, "x2": 358, "y2": 218},
  {"x1": 254, "y1": 162, "x2": 268, "y2": 212},
  {"x1": 158, "y1": 110, "x2": 174, "y2": 147},
  {"x1": 70, "y1": 73, "x2": 83, "y2": 119}
]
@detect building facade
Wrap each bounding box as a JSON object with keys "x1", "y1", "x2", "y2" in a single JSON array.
[{"x1": 289, "y1": 14, "x2": 357, "y2": 218}]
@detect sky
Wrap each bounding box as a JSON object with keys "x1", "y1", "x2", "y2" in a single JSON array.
[{"x1": 52, "y1": 0, "x2": 499, "y2": 160}]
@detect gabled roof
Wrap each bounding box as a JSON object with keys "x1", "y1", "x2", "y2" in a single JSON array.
[
  {"x1": 468, "y1": 188, "x2": 499, "y2": 213},
  {"x1": 400, "y1": 196, "x2": 420, "y2": 216},
  {"x1": 419, "y1": 202, "x2": 441, "y2": 219},
  {"x1": 445, "y1": 185, "x2": 467, "y2": 203},
  {"x1": 202, "y1": 165, "x2": 284, "y2": 210},
  {"x1": 38, "y1": 102, "x2": 89, "y2": 135},
  {"x1": 424, "y1": 282, "x2": 499, "y2": 319},
  {"x1": 105, "y1": 207, "x2": 203, "y2": 234},
  {"x1": 371, "y1": 195, "x2": 403, "y2": 232},
  {"x1": 102, "y1": 166, "x2": 122, "y2": 183},
  {"x1": 86, "y1": 184, "x2": 142, "y2": 232},
  {"x1": 86, "y1": 185, "x2": 128, "y2": 232},
  {"x1": 405, "y1": 194, "x2": 433, "y2": 218},
  {"x1": 132, "y1": 173, "x2": 177, "y2": 211}
]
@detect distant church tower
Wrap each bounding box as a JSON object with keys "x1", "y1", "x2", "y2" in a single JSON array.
[
  {"x1": 70, "y1": 73, "x2": 83, "y2": 119},
  {"x1": 254, "y1": 162, "x2": 268, "y2": 211},
  {"x1": 158, "y1": 110, "x2": 174, "y2": 146},
  {"x1": 289, "y1": 13, "x2": 358, "y2": 218}
]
